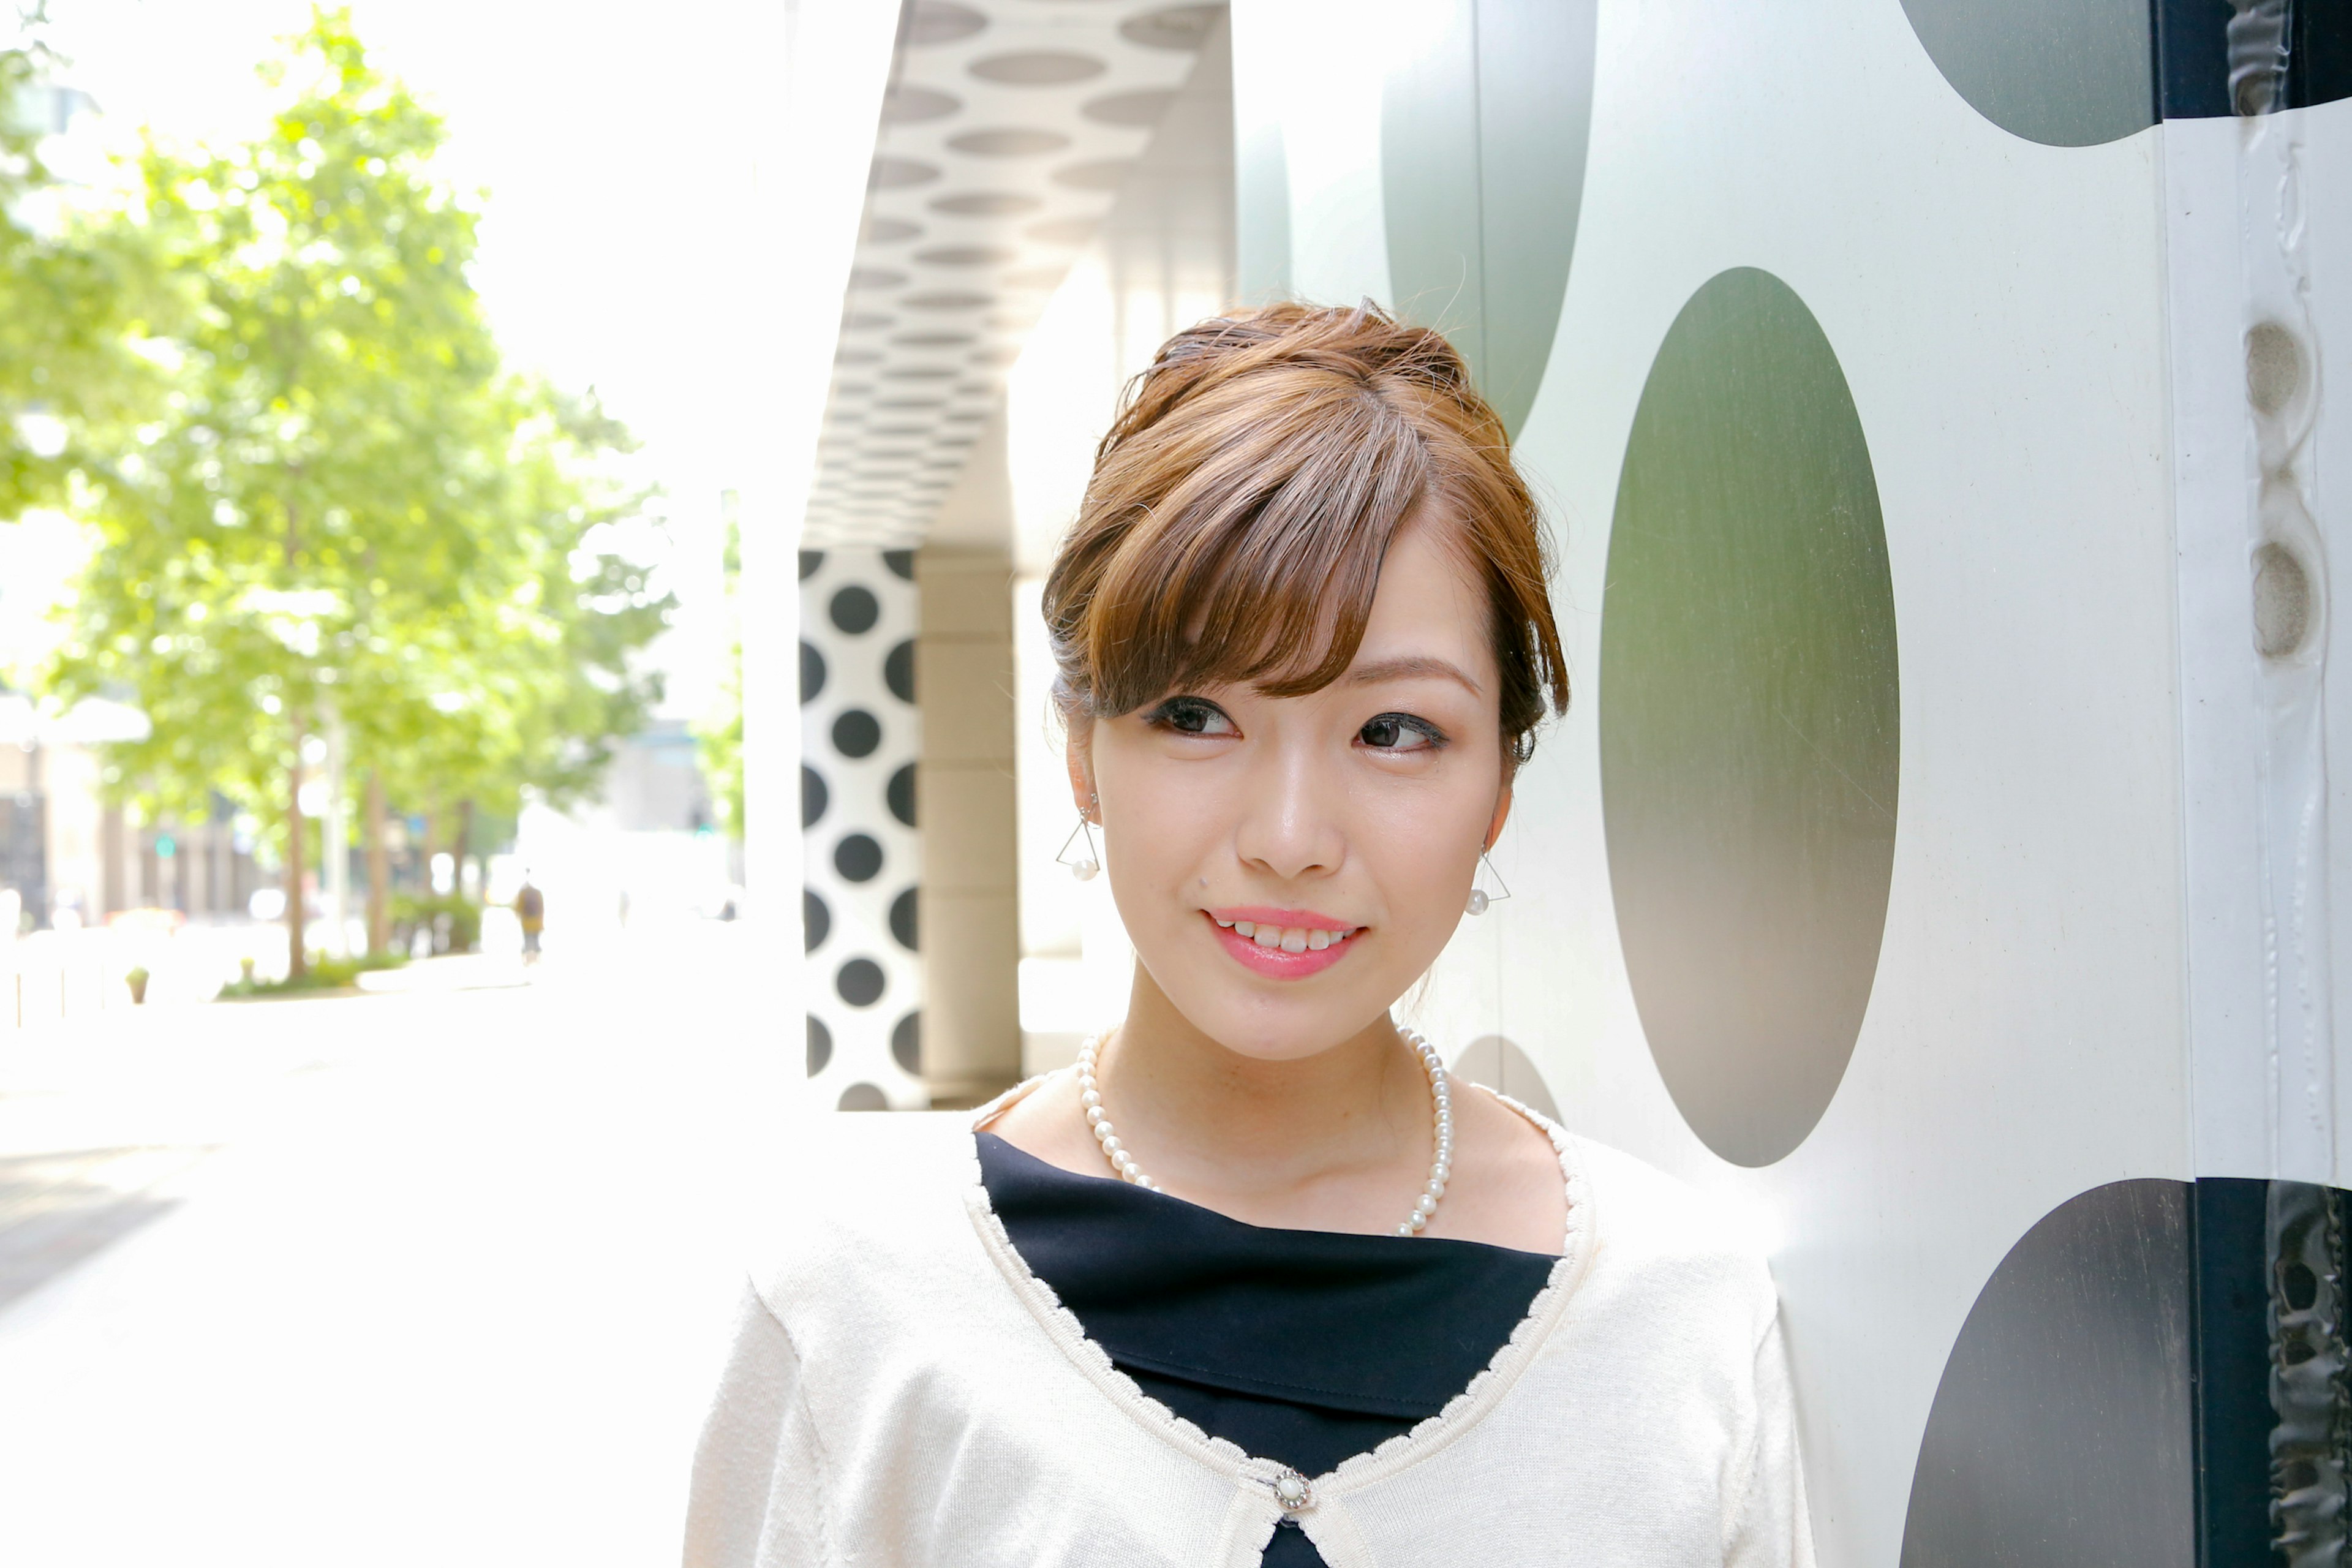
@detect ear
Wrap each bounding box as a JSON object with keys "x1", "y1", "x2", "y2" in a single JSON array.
[
  {"x1": 1483, "y1": 780, "x2": 1513, "y2": 853},
  {"x1": 1065, "y1": 715, "x2": 1099, "y2": 822}
]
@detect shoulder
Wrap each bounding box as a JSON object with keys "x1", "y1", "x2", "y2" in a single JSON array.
[
  {"x1": 1565, "y1": 1135, "x2": 1781, "y2": 1343},
  {"x1": 736, "y1": 1110, "x2": 985, "y2": 1322}
]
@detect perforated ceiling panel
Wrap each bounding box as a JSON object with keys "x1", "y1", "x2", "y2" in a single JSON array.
[{"x1": 802, "y1": 1, "x2": 1222, "y2": 549}]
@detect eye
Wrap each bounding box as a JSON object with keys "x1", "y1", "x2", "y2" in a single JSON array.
[
  {"x1": 1359, "y1": 713, "x2": 1445, "y2": 753},
  {"x1": 1148, "y1": 696, "x2": 1238, "y2": 737}
]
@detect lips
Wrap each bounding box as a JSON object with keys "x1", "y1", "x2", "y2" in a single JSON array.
[{"x1": 1203, "y1": 907, "x2": 1363, "y2": 979}]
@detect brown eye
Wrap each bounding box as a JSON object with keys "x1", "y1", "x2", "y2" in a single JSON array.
[
  {"x1": 1360, "y1": 714, "x2": 1442, "y2": 752},
  {"x1": 1152, "y1": 696, "x2": 1235, "y2": 737}
]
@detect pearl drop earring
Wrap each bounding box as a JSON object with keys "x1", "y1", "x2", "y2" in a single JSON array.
[
  {"x1": 1057, "y1": 798, "x2": 1101, "y2": 881},
  {"x1": 1466, "y1": 851, "x2": 1510, "y2": 916}
]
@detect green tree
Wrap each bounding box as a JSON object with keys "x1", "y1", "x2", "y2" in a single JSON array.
[
  {"x1": 0, "y1": 7, "x2": 157, "y2": 519},
  {"x1": 46, "y1": 9, "x2": 666, "y2": 971}
]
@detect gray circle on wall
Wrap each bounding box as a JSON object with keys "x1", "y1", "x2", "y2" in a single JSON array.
[
  {"x1": 837, "y1": 957, "x2": 886, "y2": 1008},
  {"x1": 834, "y1": 832, "x2": 884, "y2": 883},
  {"x1": 830, "y1": 584, "x2": 880, "y2": 635},
  {"x1": 1899, "y1": 1180, "x2": 2193, "y2": 1566},
  {"x1": 1381, "y1": 0, "x2": 1594, "y2": 437},
  {"x1": 1601, "y1": 266, "x2": 1898, "y2": 1168},
  {"x1": 888, "y1": 763, "x2": 917, "y2": 827},
  {"x1": 801, "y1": 764, "x2": 828, "y2": 829},
  {"x1": 1899, "y1": 0, "x2": 2153, "y2": 146},
  {"x1": 832, "y1": 709, "x2": 881, "y2": 759}
]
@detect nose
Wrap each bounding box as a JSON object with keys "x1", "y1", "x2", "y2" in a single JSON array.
[{"x1": 1231, "y1": 741, "x2": 1345, "y2": 883}]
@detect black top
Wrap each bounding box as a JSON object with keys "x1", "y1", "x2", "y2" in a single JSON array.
[{"x1": 976, "y1": 1133, "x2": 1556, "y2": 1567}]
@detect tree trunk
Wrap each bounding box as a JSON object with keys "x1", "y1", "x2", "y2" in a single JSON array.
[
  {"x1": 285, "y1": 752, "x2": 307, "y2": 979},
  {"x1": 364, "y1": 769, "x2": 390, "y2": 955}
]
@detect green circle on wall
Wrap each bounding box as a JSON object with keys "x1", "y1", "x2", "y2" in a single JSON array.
[{"x1": 1600, "y1": 267, "x2": 1898, "y2": 1168}]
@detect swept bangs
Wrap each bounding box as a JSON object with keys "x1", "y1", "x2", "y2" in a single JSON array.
[{"x1": 1043, "y1": 302, "x2": 1569, "y2": 759}]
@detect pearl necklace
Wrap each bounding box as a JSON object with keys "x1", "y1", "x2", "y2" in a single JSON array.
[{"x1": 1072, "y1": 1028, "x2": 1455, "y2": 1236}]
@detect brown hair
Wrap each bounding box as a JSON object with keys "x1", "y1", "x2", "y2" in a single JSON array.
[{"x1": 1042, "y1": 301, "x2": 1569, "y2": 761}]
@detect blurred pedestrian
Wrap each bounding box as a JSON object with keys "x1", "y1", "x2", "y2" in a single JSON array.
[{"x1": 513, "y1": 873, "x2": 545, "y2": 963}]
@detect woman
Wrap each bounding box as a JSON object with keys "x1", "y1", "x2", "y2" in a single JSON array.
[{"x1": 685, "y1": 304, "x2": 1812, "y2": 1567}]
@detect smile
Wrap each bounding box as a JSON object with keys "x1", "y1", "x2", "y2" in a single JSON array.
[{"x1": 1202, "y1": 908, "x2": 1363, "y2": 979}]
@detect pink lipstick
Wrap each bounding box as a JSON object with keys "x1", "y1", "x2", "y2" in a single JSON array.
[{"x1": 1202, "y1": 907, "x2": 1364, "y2": 979}]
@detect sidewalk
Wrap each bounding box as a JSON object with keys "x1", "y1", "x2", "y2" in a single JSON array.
[{"x1": 0, "y1": 924, "x2": 798, "y2": 1568}]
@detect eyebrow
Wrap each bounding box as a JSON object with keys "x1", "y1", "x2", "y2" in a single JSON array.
[{"x1": 1344, "y1": 655, "x2": 1484, "y2": 696}]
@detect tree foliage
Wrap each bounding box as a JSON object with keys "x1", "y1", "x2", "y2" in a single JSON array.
[
  {"x1": 0, "y1": 6, "x2": 160, "y2": 520},
  {"x1": 37, "y1": 8, "x2": 669, "y2": 956}
]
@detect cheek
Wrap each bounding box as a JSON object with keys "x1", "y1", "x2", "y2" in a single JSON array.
[
  {"x1": 1356, "y1": 774, "x2": 1493, "y2": 905},
  {"x1": 1098, "y1": 749, "x2": 1220, "y2": 892}
]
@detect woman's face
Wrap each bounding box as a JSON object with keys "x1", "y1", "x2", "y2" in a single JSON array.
[{"x1": 1074, "y1": 515, "x2": 1512, "y2": 1062}]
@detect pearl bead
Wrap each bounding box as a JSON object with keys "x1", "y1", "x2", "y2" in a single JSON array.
[{"x1": 1073, "y1": 1028, "x2": 1456, "y2": 1234}]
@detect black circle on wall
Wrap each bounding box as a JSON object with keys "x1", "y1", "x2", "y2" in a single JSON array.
[
  {"x1": 836, "y1": 957, "x2": 885, "y2": 1007},
  {"x1": 799, "y1": 640, "x2": 826, "y2": 703},
  {"x1": 1898, "y1": 0, "x2": 2154, "y2": 146},
  {"x1": 834, "y1": 832, "x2": 884, "y2": 883},
  {"x1": 802, "y1": 887, "x2": 831, "y2": 952},
  {"x1": 884, "y1": 639, "x2": 916, "y2": 704},
  {"x1": 887, "y1": 763, "x2": 917, "y2": 827},
  {"x1": 832, "y1": 709, "x2": 881, "y2": 759},
  {"x1": 892, "y1": 1010, "x2": 922, "y2": 1074},
  {"x1": 1600, "y1": 266, "x2": 1897, "y2": 1168},
  {"x1": 889, "y1": 886, "x2": 918, "y2": 951},
  {"x1": 1899, "y1": 1180, "x2": 2193, "y2": 1566},
  {"x1": 801, "y1": 764, "x2": 829, "y2": 829},
  {"x1": 798, "y1": 549, "x2": 824, "y2": 581},
  {"x1": 883, "y1": 549, "x2": 916, "y2": 581},
  {"x1": 805, "y1": 1014, "x2": 832, "y2": 1076},
  {"x1": 830, "y1": 584, "x2": 881, "y2": 635}
]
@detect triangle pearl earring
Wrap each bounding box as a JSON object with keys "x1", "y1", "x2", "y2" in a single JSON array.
[{"x1": 1466, "y1": 852, "x2": 1511, "y2": 916}]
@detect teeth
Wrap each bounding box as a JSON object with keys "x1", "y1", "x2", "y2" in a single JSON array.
[{"x1": 1216, "y1": 919, "x2": 1359, "y2": 951}]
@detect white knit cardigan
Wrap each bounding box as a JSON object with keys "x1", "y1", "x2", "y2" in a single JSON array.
[{"x1": 684, "y1": 1090, "x2": 1815, "y2": 1568}]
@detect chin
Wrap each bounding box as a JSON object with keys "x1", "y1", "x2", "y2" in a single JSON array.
[{"x1": 1161, "y1": 969, "x2": 1395, "y2": 1063}]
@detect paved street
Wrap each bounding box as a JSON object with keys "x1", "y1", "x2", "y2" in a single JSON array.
[{"x1": 0, "y1": 923, "x2": 798, "y2": 1568}]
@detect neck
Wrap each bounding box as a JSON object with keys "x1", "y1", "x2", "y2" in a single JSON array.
[{"x1": 1098, "y1": 964, "x2": 1431, "y2": 1204}]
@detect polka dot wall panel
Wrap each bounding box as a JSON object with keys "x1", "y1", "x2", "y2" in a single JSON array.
[
  {"x1": 800, "y1": 548, "x2": 924, "y2": 1111},
  {"x1": 1235, "y1": 0, "x2": 2352, "y2": 1562}
]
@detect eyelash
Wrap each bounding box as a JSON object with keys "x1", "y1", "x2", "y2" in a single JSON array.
[
  {"x1": 1145, "y1": 698, "x2": 1448, "y2": 753},
  {"x1": 1360, "y1": 713, "x2": 1447, "y2": 753},
  {"x1": 1147, "y1": 696, "x2": 1231, "y2": 736}
]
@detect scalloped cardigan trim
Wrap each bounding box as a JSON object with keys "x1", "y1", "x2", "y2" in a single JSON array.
[{"x1": 684, "y1": 1092, "x2": 1816, "y2": 1568}]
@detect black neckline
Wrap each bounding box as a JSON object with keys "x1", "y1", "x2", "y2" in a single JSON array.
[{"x1": 975, "y1": 1132, "x2": 1558, "y2": 1419}]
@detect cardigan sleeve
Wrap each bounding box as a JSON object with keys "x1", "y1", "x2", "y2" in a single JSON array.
[
  {"x1": 683, "y1": 1280, "x2": 827, "y2": 1568},
  {"x1": 1723, "y1": 1308, "x2": 1816, "y2": 1568}
]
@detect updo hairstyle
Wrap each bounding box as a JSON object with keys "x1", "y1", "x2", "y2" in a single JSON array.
[{"x1": 1041, "y1": 301, "x2": 1569, "y2": 762}]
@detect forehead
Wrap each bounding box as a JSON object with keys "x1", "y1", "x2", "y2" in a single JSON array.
[{"x1": 1350, "y1": 515, "x2": 1493, "y2": 672}]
